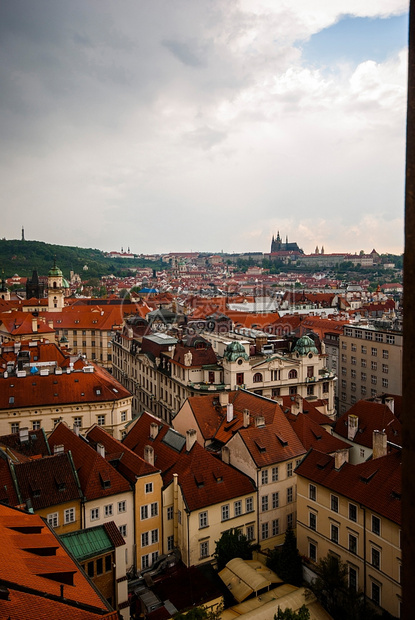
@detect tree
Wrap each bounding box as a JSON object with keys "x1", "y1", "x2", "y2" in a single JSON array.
[
  {"x1": 174, "y1": 606, "x2": 222, "y2": 620},
  {"x1": 214, "y1": 528, "x2": 257, "y2": 571},
  {"x1": 267, "y1": 527, "x2": 303, "y2": 586},
  {"x1": 274, "y1": 605, "x2": 310, "y2": 620}
]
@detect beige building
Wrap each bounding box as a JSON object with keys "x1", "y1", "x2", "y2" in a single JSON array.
[
  {"x1": 296, "y1": 440, "x2": 402, "y2": 618},
  {"x1": 338, "y1": 324, "x2": 402, "y2": 415}
]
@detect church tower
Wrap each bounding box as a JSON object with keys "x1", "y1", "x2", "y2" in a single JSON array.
[{"x1": 48, "y1": 258, "x2": 64, "y2": 311}]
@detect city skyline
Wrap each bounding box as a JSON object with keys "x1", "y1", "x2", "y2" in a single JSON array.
[{"x1": 0, "y1": 1, "x2": 409, "y2": 255}]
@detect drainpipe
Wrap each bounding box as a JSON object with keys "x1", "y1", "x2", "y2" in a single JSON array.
[
  {"x1": 361, "y1": 505, "x2": 367, "y2": 608},
  {"x1": 257, "y1": 469, "x2": 260, "y2": 547},
  {"x1": 173, "y1": 473, "x2": 178, "y2": 548}
]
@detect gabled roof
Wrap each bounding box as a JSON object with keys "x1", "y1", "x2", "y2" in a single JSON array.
[
  {"x1": 333, "y1": 399, "x2": 402, "y2": 449},
  {"x1": 284, "y1": 411, "x2": 350, "y2": 455},
  {"x1": 236, "y1": 418, "x2": 306, "y2": 468},
  {"x1": 0, "y1": 311, "x2": 55, "y2": 336},
  {"x1": 0, "y1": 504, "x2": 117, "y2": 618},
  {"x1": 13, "y1": 452, "x2": 83, "y2": 510},
  {"x1": 123, "y1": 412, "x2": 256, "y2": 512},
  {"x1": 0, "y1": 428, "x2": 50, "y2": 458},
  {"x1": 61, "y1": 522, "x2": 124, "y2": 563},
  {"x1": 296, "y1": 448, "x2": 401, "y2": 525},
  {"x1": 85, "y1": 424, "x2": 160, "y2": 482},
  {"x1": 48, "y1": 423, "x2": 131, "y2": 501}
]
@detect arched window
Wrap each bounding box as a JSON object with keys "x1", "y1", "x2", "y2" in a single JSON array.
[
  {"x1": 253, "y1": 372, "x2": 263, "y2": 383},
  {"x1": 288, "y1": 369, "x2": 298, "y2": 379},
  {"x1": 53, "y1": 281, "x2": 57, "y2": 288}
]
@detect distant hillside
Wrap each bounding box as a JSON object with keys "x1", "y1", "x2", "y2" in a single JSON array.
[{"x1": 0, "y1": 239, "x2": 163, "y2": 280}]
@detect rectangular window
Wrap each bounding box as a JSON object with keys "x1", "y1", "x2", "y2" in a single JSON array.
[
  {"x1": 221, "y1": 505, "x2": 230, "y2": 521},
  {"x1": 261, "y1": 522, "x2": 269, "y2": 540},
  {"x1": 349, "y1": 503, "x2": 357, "y2": 522},
  {"x1": 371, "y1": 347, "x2": 377, "y2": 357},
  {"x1": 351, "y1": 369, "x2": 356, "y2": 379},
  {"x1": 200, "y1": 541, "x2": 209, "y2": 558},
  {"x1": 309, "y1": 484, "x2": 316, "y2": 501},
  {"x1": 375, "y1": 333, "x2": 383, "y2": 342},
  {"x1": 361, "y1": 359, "x2": 367, "y2": 367},
  {"x1": 287, "y1": 487, "x2": 293, "y2": 504},
  {"x1": 331, "y1": 495, "x2": 339, "y2": 513},
  {"x1": 118, "y1": 500, "x2": 126, "y2": 513},
  {"x1": 199, "y1": 511, "x2": 208, "y2": 528},
  {"x1": 121, "y1": 410, "x2": 127, "y2": 422},
  {"x1": 386, "y1": 334, "x2": 395, "y2": 344},
  {"x1": 361, "y1": 386, "x2": 367, "y2": 395},
  {"x1": 167, "y1": 535, "x2": 174, "y2": 551},
  {"x1": 47, "y1": 512, "x2": 59, "y2": 528},
  {"x1": 272, "y1": 492, "x2": 279, "y2": 509},
  {"x1": 261, "y1": 495, "x2": 269, "y2": 512},
  {"x1": 150, "y1": 502, "x2": 158, "y2": 517},
  {"x1": 105, "y1": 555, "x2": 112, "y2": 572},
  {"x1": 382, "y1": 364, "x2": 388, "y2": 373},
  {"x1": 382, "y1": 378, "x2": 389, "y2": 388},
  {"x1": 142, "y1": 554, "x2": 149, "y2": 570},
  {"x1": 349, "y1": 566, "x2": 358, "y2": 591},
  {"x1": 365, "y1": 331, "x2": 373, "y2": 340},
  {"x1": 246, "y1": 497, "x2": 253, "y2": 513},
  {"x1": 309, "y1": 512, "x2": 317, "y2": 531},
  {"x1": 372, "y1": 515, "x2": 381, "y2": 535},
  {"x1": 272, "y1": 466, "x2": 279, "y2": 482},
  {"x1": 73, "y1": 417, "x2": 82, "y2": 428},
  {"x1": 372, "y1": 548, "x2": 380, "y2": 569},
  {"x1": 371, "y1": 581, "x2": 381, "y2": 605},
  {"x1": 309, "y1": 542, "x2": 317, "y2": 562},
  {"x1": 151, "y1": 529, "x2": 158, "y2": 544},
  {"x1": 167, "y1": 506, "x2": 173, "y2": 520},
  {"x1": 371, "y1": 361, "x2": 377, "y2": 370},
  {"x1": 351, "y1": 356, "x2": 356, "y2": 366},
  {"x1": 119, "y1": 524, "x2": 127, "y2": 537},
  {"x1": 236, "y1": 372, "x2": 244, "y2": 385},
  {"x1": 261, "y1": 470, "x2": 268, "y2": 485},
  {"x1": 97, "y1": 415, "x2": 105, "y2": 426},
  {"x1": 272, "y1": 519, "x2": 279, "y2": 536},
  {"x1": 287, "y1": 462, "x2": 293, "y2": 478},
  {"x1": 141, "y1": 532, "x2": 149, "y2": 547},
  {"x1": 145, "y1": 482, "x2": 153, "y2": 494},
  {"x1": 32, "y1": 420, "x2": 41, "y2": 430},
  {"x1": 87, "y1": 561, "x2": 94, "y2": 577},
  {"x1": 91, "y1": 508, "x2": 99, "y2": 521},
  {"x1": 104, "y1": 504, "x2": 113, "y2": 517},
  {"x1": 361, "y1": 372, "x2": 366, "y2": 381},
  {"x1": 349, "y1": 534, "x2": 357, "y2": 554},
  {"x1": 382, "y1": 350, "x2": 389, "y2": 359},
  {"x1": 331, "y1": 524, "x2": 339, "y2": 544},
  {"x1": 246, "y1": 524, "x2": 254, "y2": 541},
  {"x1": 11, "y1": 423, "x2": 19, "y2": 434},
  {"x1": 371, "y1": 375, "x2": 377, "y2": 385},
  {"x1": 351, "y1": 344, "x2": 356, "y2": 352},
  {"x1": 64, "y1": 508, "x2": 75, "y2": 524},
  {"x1": 96, "y1": 558, "x2": 103, "y2": 575},
  {"x1": 287, "y1": 513, "x2": 293, "y2": 529},
  {"x1": 361, "y1": 345, "x2": 367, "y2": 354},
  {"x1": 307, "y1": 385, "x2": 314, "y2": 396},
  {"x1": 234, "y1": 500, "x2": 242, "y2": 517}
]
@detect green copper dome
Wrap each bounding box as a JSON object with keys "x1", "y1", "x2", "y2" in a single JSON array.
[
  {"x1": 292, "y1": 335, "x2": 318, "y2": 356},
  {"x1": 48, "y1": 259, "x2": 63, "y2": 278},
  {"x1": 224, "y1": 340, "x2": 249, "y2": 362}
]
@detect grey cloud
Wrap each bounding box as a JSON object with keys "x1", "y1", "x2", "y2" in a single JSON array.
[{"x1": 162, "y1": 39, "x2": 207, "y2": 67}]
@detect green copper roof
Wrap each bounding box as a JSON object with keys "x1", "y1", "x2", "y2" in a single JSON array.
[
  {"x1": 60, "y1": 526, "x2": 113, "y2": 561},
  {"x1": 223, "y1": 340, "x2": 249, "y2": 362},
  {"x1": 292, "y1": 335, "x2": 318, "y2": 356},
  {"x1": 48, "y1": 259, "x2": 63, "y2": 278}
]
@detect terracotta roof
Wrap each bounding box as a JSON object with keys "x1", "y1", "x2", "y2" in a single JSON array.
[
  {"x1": 237, "y1": 418, "x2": 306, "y2": 468},
  {"x1": 0, "y1": 363, "x2": 131, "y2": 411},
  {"x1": 296, "y1": 448, "x2": 401, "y2": 525},
  {"x1": 0, "y1": 311, "x2": 55, "y2": 337},
  {"x1": 123, "y1": 412, "x2": 256, "y2": 511},
  {"x1": 0, "y1": 428, "x2": 50, "y2": 458},
  {"x1": 48, "y1": 423, "x2": 131, "y2": 501},
  {"x1": 284, "y1": 412, "x2": 350, "y2": 454},
  {"x1": 85, "y1": 424, "x2": 160, "y2": 481},
  {"x1": 172, "y1": 340, "x2": 217, "y2": 367},
  {"x1": 0, "y1": 457, "x2": 21, "y2": 505},
  {"x1": 333, "y1": 399, "x2": 402, "y2": 449},
  {"x1": 0, "y1": 504, "x2": 116, "y2": 616},
  {"x1": 13, "y1": 453, "x2": 82, "y2": 511}
]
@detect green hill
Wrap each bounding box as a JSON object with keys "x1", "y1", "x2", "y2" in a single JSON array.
[{"x1": 0, "y1": 239, "x2": 163, "y2": 280}]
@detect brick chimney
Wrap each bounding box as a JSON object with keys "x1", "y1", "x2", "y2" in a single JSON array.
[
  {"x1": 243, "y1": 408, "x2": 250, "y2": 427},
  {"x1": 347, "y1": 414, "x2": 359, "y2": 441},
  {"x1": 186, "y1": 429, "x2": 197, "y2": 451},
  {"x1": 373, "y1": 430, "x2": 387, "y2": 459},
  {"x1": 150, "y1": 422, "x2": 159, "y2": 439},
  {"x1": 144, "y1": 445, "x2": 154, "y2": 466},
  {"x1": 334, "y1": 448, "x2": 348, "y2": 470}
]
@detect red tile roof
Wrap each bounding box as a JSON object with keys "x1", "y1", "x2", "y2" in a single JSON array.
[
  {"x1": 123, "y1": 412, "x2": 256, "y2": 511},
  {"x1": 333, "y1": 399, "x2": 402, "y2": 449},
  {"x1": 0, "y1": 504, "x2": 117, "y2": 617},
  {"x1": 284, "y1": 411, "x2": 350, "y2": 454},
  {"x1": 48, "y1": 423, "x2": 131, "y2": 501},
  {"x1": 296, "y1": 448, "x2": 401, "y2": 524},
  {"x1": 85, "y1": 424, "x2": 160, "y2": 481}
]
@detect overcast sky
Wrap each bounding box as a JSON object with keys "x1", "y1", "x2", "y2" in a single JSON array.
[{"x1": 0, "y1": 1, "x2": 409, "y2": 255}]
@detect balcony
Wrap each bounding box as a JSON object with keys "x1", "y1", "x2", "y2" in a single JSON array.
[{"x1": 187, "y1": 381, "x2": 229, "y2": 393}]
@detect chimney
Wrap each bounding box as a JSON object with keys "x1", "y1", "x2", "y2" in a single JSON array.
[
  {"x1": 255, "y1": 415, "x2": 265, "y2": 427},
  {"x1": 219, "y1": 392, "x2": 228, "y2": 406},
  {"x1": 54, "y1": 444, "x2": 64, "y2": 454},
  {"x1": 384, "y1": 396, "x2": 394, "y2": 414},
  {"x1": 222, "y1": 445, "x2": 230, "y2": 464},
  {"x1": 291, "y1": 395, "x2": 302, "y2": 416},
  {"x1": 347, "y1": 414, "x2": 359, "y2": 441},
  {"x1": 144, "y1": 445, "x2": 154, "y2": 466},
  {"x1": 19, "y1": 427, "x2": 29, "y2": 443},
  {"x1": 373, "y1": 430, "x2": 387, "y2": 459},
  {"x1": 48, "y1": 319, "x2": 54, "y2": 329},
  {"x1": 32, "y1": 317, "x2": 38, "y2": 333},
  {"x1": 243, "y1": 408, "x2": 250, "y2": 427},
  {"x1": 186, "y1": 429, "x2": 197, "y2": 451},
  {"x1": 334, "y1": 449, "x2": 348, "y2": 470},
  {"x1": 73, "y1": 424, "x2": 80, "y2": 436},
  {"x1": 97, "y1": 443, "x2": 105, "y2": 458},
  {"x1": 150, "y1": 422, "x2": 159, "y2": 439},
  {"x1": 226, "y1": 403, "x2": 234, "y2": 422}
]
